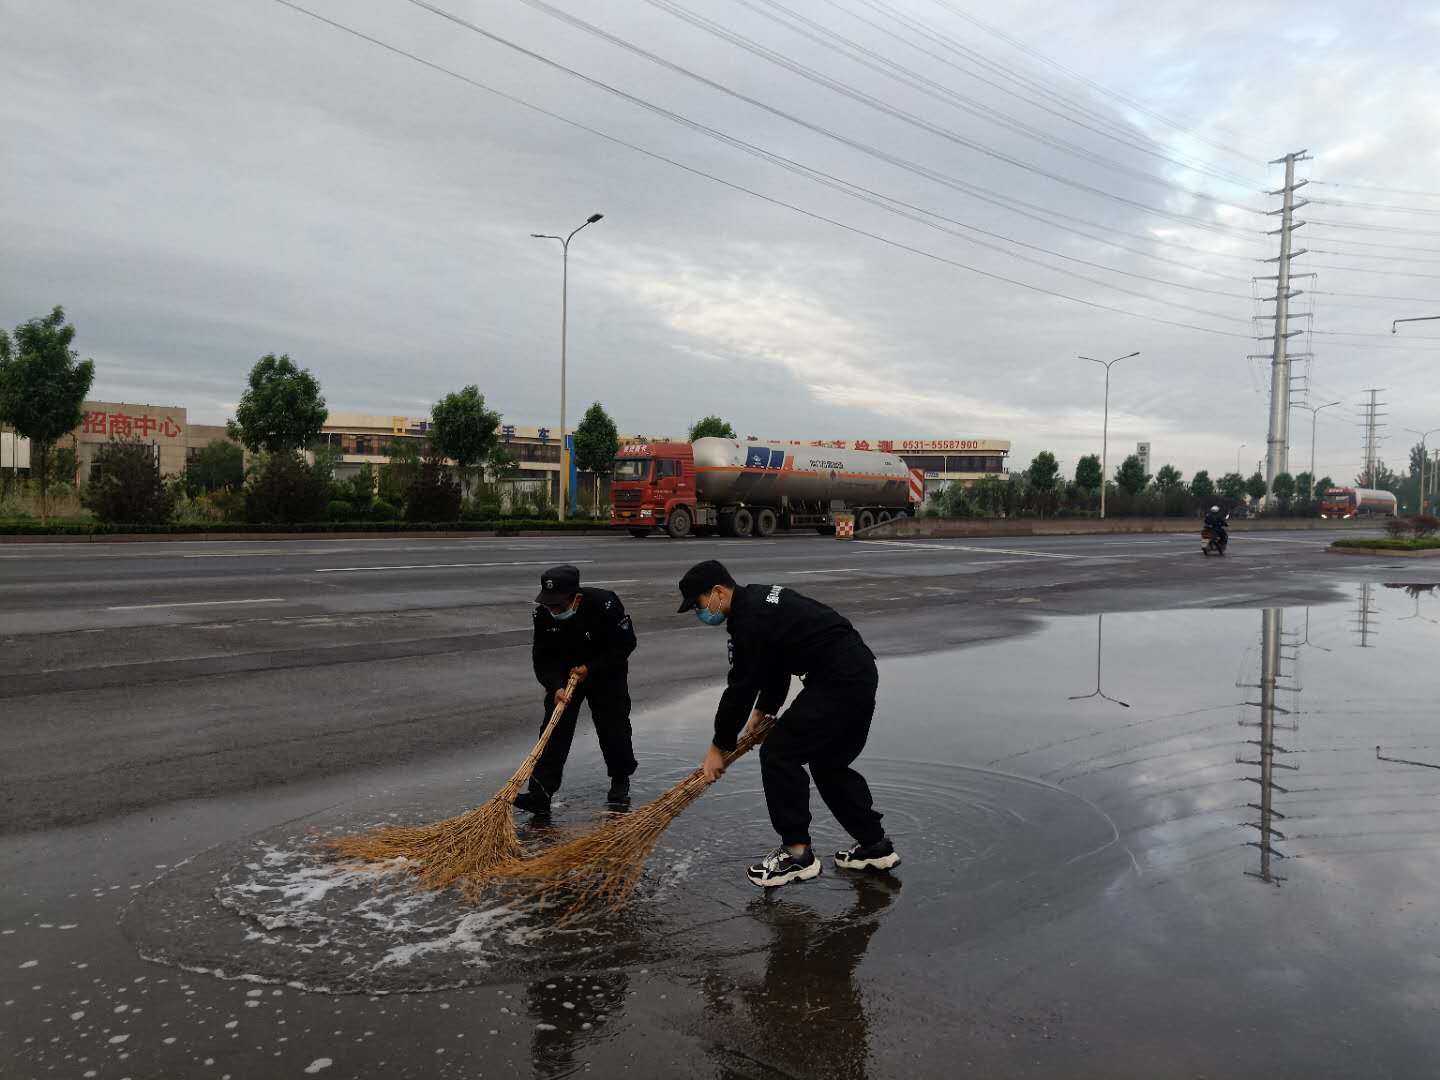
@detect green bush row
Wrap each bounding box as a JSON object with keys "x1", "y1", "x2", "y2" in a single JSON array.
[
  {"x1": 1331, "y1": 537, "x2": 1440, "y2": 551},
  {"x1": 0, "y1": 519, "x2": 619, "y2": 537}
]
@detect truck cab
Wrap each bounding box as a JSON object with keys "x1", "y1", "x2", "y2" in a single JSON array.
[{"x1": 610, "y1": 441, "x2": 697, "y2": 537}]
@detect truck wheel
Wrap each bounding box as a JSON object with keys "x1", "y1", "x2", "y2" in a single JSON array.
[
  {"x1": 731, "y1": 507, "x2": 755, "y2": 538},
  {"x1": 755, "y1": 508, "x2": 778, "y2": 537},
  {"x1": 628, "y1": 528, "x2": 651, "y2": 538},
  {"x1": 877, "y1": 510, "x2": 892, "y2": 525},
  {"x1": 857, "y1": 509, "x2": 876, "y2": 531},
  {"x1": 667, "y1": 507, "x2": 693, "y2": 539}
]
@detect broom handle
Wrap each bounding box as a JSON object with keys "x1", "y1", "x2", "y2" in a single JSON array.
[
  {"x1": 505, "y1": 671, "x2": 583, "y2": 790},
  {"x1": 672, "y1": 712, "x2": 777, "y2": 794}
]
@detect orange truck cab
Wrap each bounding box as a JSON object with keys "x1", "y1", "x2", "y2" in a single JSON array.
[{"x1": 610, "y1": 441, "x2": 698, "y2": 538}]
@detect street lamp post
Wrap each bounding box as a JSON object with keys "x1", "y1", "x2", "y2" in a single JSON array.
[
  {"x1": 1236, "y1": 443, "x2": 1247, "y2": 478},
  {"x1": 1404, "y1": 427, "x2": 1440, "y2": 516},
  {"x1": 532, "y1": 212, "x2": 604, "y2": 521},
  {"x1": 1393, "y1": 315, "x2": 1440, "y2": 334},
  {"x1": 1079, "y1": 351, "x2": 1138, "y2": 519},
  {"x1": 1297, "y1": 400, "x2": 1341, "y2": 501}
]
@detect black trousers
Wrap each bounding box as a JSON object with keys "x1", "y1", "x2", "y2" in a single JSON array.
[
  {"x1": 759, "y1": 655, "x2": 885, "y2": 849},
  {"x1": 530, "y1": 673, "x2": 637, "y2": 796}
]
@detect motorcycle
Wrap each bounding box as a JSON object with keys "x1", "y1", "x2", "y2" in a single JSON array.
[{"x1": 1201, "y1": 526, "x2": 1227, "y2": 557}]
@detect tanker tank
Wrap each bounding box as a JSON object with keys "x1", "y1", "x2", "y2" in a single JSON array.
[{"x1": 691, "y1": 437, "x2": 912, "y2": 508}]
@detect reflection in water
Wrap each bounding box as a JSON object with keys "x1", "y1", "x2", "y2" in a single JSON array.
[
  {"x1": 1241, "y1": 608, "x2": 1299, "y2": 885},
  {"x1": 1352, "y1": 582, "x2": 1380, "y2": 647},
  {"x1": 527, "y1": 969, "x2": 630, "y2": 1078},
  {"x1": 1067, "y1": 613, "x2": 1131, "y2": 708},
  {"x1": 1386, "y1": 582, "x2": 1440, "y2": 625},
  {"x1": 703, "y1": 877, "x2": 900, "y2": 1080}
]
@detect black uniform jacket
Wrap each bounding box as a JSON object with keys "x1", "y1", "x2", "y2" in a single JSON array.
[
  {"x1": 713, "y1": 584, "x2": 872, "y2": 751},
  {"x1": 532, "y1": 587, "x2": 637, "y2": 693}
]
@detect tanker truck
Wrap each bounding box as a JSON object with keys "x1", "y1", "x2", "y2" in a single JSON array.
[
  {"x1": 611, "y1": 437, "x2": 924, "y2": 538},
  {"x1": 1319, "y1": 486, "x2": 1398, "y2": 519}
]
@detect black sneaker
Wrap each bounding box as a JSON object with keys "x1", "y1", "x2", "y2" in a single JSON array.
[
  {"x1": 834, "y1": 837, "x2": 900, "y2": 872},
  {"x1": 606, "y1": 776, "x2": 630, "y2": 804},
  {"x1": 513, "y1": 787, "x2": 551, "y2": 816},
  {"x1": 746, "y1": 846, "x2": 821, "y2": 888}
]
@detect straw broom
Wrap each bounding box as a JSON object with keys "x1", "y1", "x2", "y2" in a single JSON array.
[
  {"x1": 499, "y1": 713, "x2": 776, "y2": 920},
  {"x1": 326, "y1": 672, "x2": 582, "y2": 891}
]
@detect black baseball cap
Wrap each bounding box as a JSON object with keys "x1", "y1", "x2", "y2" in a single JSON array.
[
  {"x1": 536, "y1": 565, "x2": 581, "y2": 606},
  {"x1": 676, "y1": 559, "x2": 736, "y2": 613}
]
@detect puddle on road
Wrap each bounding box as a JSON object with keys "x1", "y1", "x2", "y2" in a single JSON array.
[{"x1": 117, "y1": 583, "x2": 1440, "y2": 1069}]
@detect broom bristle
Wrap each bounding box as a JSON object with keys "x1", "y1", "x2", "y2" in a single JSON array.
[
  {"x1": 325, "y1": 674, "x2": 580, "y2": 889},
  {"x1": 501, "y1": 715, "x2": 775, "y2": 921}
]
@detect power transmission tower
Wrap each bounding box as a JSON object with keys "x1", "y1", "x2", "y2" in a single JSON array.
[
  {"x1": 1238, "y1": 608, "x2": 1299, "y2": 885},
  {"x1": 1359, "y1": 388, "x2": 1387, "y2": 488},
  {"x1": 1257, "y1": 150, "x2": 1312, "y2": 501}
]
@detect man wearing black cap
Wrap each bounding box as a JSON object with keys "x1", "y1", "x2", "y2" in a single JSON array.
[
  {"x1": 677, "y1": 559, "x2": 900, "y2": 886},
  {"x1": 516, "y1": 564, "x2": 638, "y2": 815}
]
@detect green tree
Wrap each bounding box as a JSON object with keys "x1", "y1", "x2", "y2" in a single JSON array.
[
  {"x1": 1218, "y1": 472, "x2": 1247, "y2": 501},
  {"x1": 343, "y1": 463, "x2": 378, "y2": 507},
  {"x1": 1026, "y1": 451, "x2": 1059, "y2": 492},
  {"x1": 1314, "y1": 475, "x2": 1334, "y2": 498},
  {"x1": 689, "y1": 416, "x2": 736, "y2": 441},
  {"x1": 1189, "y1": 470, "x2": 1214, "y2": 499},
  {"x1": 1356, "y1": 461, "x2": 1400, "y2": 493},
  {"x1": 404, "y1": 459, "x2": 462, "y2": 522},
  {"x1": 1114, "y1": 454, "x2": 1150, "y2": 496},
  {"x1": 1155, "y1": 464, "x2": 1183, "y2": 493},
  {"x1": 572, "y1": 401, "x2": 619, "y2": 516},
  {"x1": 82, "y1": 437, "x2": 174, "y2": 524},
  {"x1": 429, "y1": 385, "x2": 501, "y2": 496},
  {"x1": 48, "y1": 445, "x2": 79, "y2": 489},
  {"x1": 227, "y1": 354, "x2": 328, "y2": 455},
  {"x1": 1074, "y1": 453, "x2": 1102, "y2": 492},
  {"x1": 243, "y1": 452, "x2": 330, "y2": 523},
  {"x1": 1245, "y1": 471, "x2": 1267, "y2": 504},
  {"x1": 185, "y1": 440, "x2": 244, "y2": 496},
  {"x1": 0, "y1": 306, "x2": 96, "y2": 522},
  {"x1": 379, "y1": 438, "x2": 422, "y2": 504},
  {"x1": 1294, "y1": 471, "x2": 1313, "y2": 503},
  {"x1": 1272, "y1": 471, "x2": 1296, "y2": 511},
  {"x1": 971, "y1": 474, "x2": 1007, "y2": 517}
]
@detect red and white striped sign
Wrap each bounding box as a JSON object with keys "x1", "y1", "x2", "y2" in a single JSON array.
[
  {"x1": 835, "y1": 512, "x2": 855, "y2": 539},
  {"x1": 908, "y1": 468, "x2": 925, "y2": 505}
]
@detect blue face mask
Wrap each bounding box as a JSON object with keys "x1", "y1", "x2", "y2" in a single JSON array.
[
  {"x1": 550, "y1": 603, "x2": 578, "y2": 621},
  {"x1": 696, "y1": 606, "x2": 726, "y2": 626}
]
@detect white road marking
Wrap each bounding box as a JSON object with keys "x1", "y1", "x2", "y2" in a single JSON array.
[
  {"x1": 105, "y1": 598, "x2": 286, "y2": 611},
  {"x1": 314, "y1": 559, "x2": 596, "y2": 573},
  {"x1": 787, "y1": 568, "x2": 864, "y2": 575},
  {"x1": 584, "y1": 579, "x2": 642, "y2": 586}
]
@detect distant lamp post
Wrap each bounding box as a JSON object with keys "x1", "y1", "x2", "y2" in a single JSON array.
[
  {"x1": 1236, "y1": 443, "x2": 1247, "y2": 478},
  {"x1": 1404, "y1": 427, "x2": 1440, "y2": 516},
  {"x1": 1296, "y1": 401, "x2": 1341, "y2": 499},
  {"x1": 1079, "y1": 351, "x2": 1138, "y2": 519},
  {"x1": 532, "y1": 212, "x2": 604, "y2": 521}
]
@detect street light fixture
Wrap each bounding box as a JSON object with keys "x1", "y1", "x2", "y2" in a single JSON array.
[
  {"x1": 1078, "y1": 350, "x2": 1138, "y2": 519},
  {"x1": 1236, "y1": 443, "x2": 1247, "y2": 478},
  {"x1": 1393, "y1": 315, "x2": 1440, "y2": 334},
  {"x1": 532, "y1": 212, "x2": 604, "y2": 521},
  {"x1": 1296, "y1": 400, "x2": 1341, "y2": 500},
  {"x1": 1404, "y1": 427, "x2": 1440, "y2": 515}
]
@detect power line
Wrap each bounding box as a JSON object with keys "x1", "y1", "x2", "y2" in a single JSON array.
[
  {"x1": 920, "y1": 0, "x2": 1266, "y2": 165},
  {"x1": 1309, "y1": 263, "x2": 1440, "y2": 280},
  {"x1": 1311, "y1": 179, "x2": 1440, "y2": 200},
  {"x1": 1309, "y1": 218, "x2": 1440, "y2": 238},
  {"x1": 731, "y1": 0, "x2": 1261, "y2": 194},
  {"x1": 836, "y1": 0, "x2": 1261, "y2": 187},
  {"x1": 268, "y1": 0, "x2": 1255, "y2": 340},
  {"x1": 395, "y1": 0, "x2": 1252, "y2": 319},
  {"x1": 499, "y1": 0, "x2": 1264, "y2": 238},
  {"x1": 1310, "y1": 197, "x2": 1440, "y2": 217}
]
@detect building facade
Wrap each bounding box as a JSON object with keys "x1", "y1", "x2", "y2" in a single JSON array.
[
  {"x1": 69, "y1": 402, "x2": 231, "y2": 486},
  {"x1": 318, "y1": 413, "x2": 667, "y2": 509},
  {"x1": 806, "y1": 438, "x2": 1011, "y2": 499}
]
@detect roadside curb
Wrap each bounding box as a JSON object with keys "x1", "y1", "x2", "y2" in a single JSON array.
[
  {"x1": 0, "y1": 528, "x2": 624, "y2": 544},
  {"x1": 1328, "y1": 544, "x2": 1440, "y2": 558}
]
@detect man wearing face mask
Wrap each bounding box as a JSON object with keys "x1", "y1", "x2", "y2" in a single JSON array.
[
  {"x1": 676, "y1": 559, "x2": 899, "y2": 886},
  {"x1": 516, "y1": 564, "x2": 638, "y2": 815}
]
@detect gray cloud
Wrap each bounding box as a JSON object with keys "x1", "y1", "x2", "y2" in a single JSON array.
[{"x1": 3, "y1": 0, "x2": 1437, "y2": 480}]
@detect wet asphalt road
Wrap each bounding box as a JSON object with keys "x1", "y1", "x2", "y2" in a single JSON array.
[{"x1": 5, "y1": 526, "x2": 1438, "y2": 1079}]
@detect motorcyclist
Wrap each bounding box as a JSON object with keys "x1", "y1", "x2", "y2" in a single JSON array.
[{"x1": 1203, "y1": 504, "x2": 1229, "y2": 548}]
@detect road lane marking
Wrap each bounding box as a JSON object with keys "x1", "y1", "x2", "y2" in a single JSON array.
[
  {"x1": 105, "y1": 598, "x2": 287, "y2": 611},
  {"x1": 314, "y1": 559, "x2": 596, "y2": 573},
  {"x1": 858, "y1": 540, "x2": 1082, "y2": 559},
  {"x1": 787, "y1": 568, "x2": 864, "y2": 575}
]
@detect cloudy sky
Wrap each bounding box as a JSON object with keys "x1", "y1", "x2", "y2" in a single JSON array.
[{"x1": 4, "y1": 0, "x2": 1439, "y2": 481}]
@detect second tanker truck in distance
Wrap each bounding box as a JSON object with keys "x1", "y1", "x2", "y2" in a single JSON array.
[{"x1": 611, "y1": 437, "x2": 924, "y2": 537}]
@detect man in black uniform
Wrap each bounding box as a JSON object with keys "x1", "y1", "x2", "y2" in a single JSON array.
[
  {"x1": 676, "y1": 559, "x2": 900, "y2": 887},
  {"x1": 516, "y1": 564, "x2": 638, "y2": 815}
]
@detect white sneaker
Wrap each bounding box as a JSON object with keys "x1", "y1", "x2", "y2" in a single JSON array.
[{"x1": 746, "y1": 846, "x2": 822, "y2": 887}]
